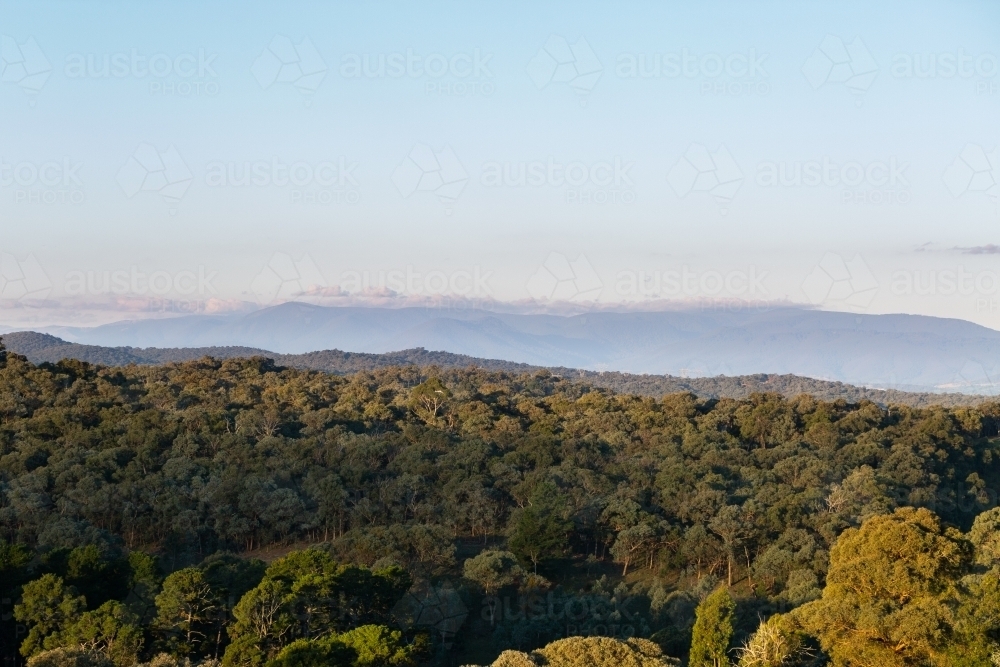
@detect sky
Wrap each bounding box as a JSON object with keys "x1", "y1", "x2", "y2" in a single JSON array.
[{"x1": 1, "y1": 0, "x2": 999, "y2": 329}]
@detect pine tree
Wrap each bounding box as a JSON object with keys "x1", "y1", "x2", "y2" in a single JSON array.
[
  {"x1": 689, "y1": 586, "x2": 735, "y2": 667},
  {"x1": 14, "y1": 574, "x2": 87, "y2": 658},
  {"x1": 154, "y1": 568, "x2": 220, "y2": 657}
]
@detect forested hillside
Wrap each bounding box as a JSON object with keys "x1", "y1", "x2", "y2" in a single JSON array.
[
  {"x1": 4, "y1": 331, "x2": 987, "y2": 407},
  {"x1": 3, "y1": 340, "x2": 1000, "y2": 665}
]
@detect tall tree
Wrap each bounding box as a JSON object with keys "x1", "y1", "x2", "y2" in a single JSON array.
[
  {"x1": 154, "y1": 568, "x2": 221, "y2": 658},
  {"x1": 689, "y1": 587, "x2": 735, "y2": 667},
  {"x1": 507, "y1": 483, "x2": 572, "y2": 574},
  {"x1": 610, "y1": 524, "x2": 656, "y2": 576},
  {"x1": 463, "y1": 550, "x2": 524, "y2": 625},
  {"x1": 709, "y1": 506, "x2": 744, "y2": 587},
  {"x1": 408, "y1": 378, "x2": 451, "y2": 424}
]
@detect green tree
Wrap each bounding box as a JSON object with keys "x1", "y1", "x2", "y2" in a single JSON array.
[
  {"x1": 200, "y1": 553, "x2": 267, "y2": 607},
  {"x1": 42, "y1": 547, "x2": 130, "y2": 611},
  {"x1": 67, "y1": 547, "x2": 129, "y2": 609},
  {"x1": 504, "y1": 636, "x2": 680, "y2": 667},
  {"x1": 335, "y1": 564, "x2": 411, "y2": 628},
  {"x1": 265, "y1": 636, "x2": 355, "y2": 667},
  {"x1": 58, "y1": 601, "x2": 144, "y2": 667},
  {"x1": 949, "y1": 566, "x2": 1000, "y2": 665},
  {"x1": 226, "y1": 579, "x2": 293, "y2": 665},
  {"x1": 709, "y1": 506, "x2": 744, "y2": 588},
  {"x1": 969, "y1": 506, "x2": 1000, "y2": 566},
  {"x1": 222, "y1": 635, "x2": 267, "y2": 667},
  {"x1": 225, "y1": 551, "x2": 410, "y2": 666},
  {"x1": 689, "y1": 587, "x2": 735, "y2": 667},
  {"x1": 408, "y1": 378, "x2": 451, "y2": 424},
  {"x1": 338, "y1": 625, "x2": 420, "y2": 667},
  {"x1": 123, "y1": 552, "x2": 161, "y2": 624},
  {"x1": 794, "y1": 507, "x2": 972, "y2": 666},
  {"x1": 154, "y1": 568, "x2": 221, "y2": 658},
  {"x1": 735, "y1": 393, "x2": 792, "y2": 450},
  {"x1": 15, "y1": 574, "x2": 87, "y2": 657},
  {"x1": 463, "y1": 549, "x2": 524, "y2": 625},
  {"x1": 463, "y1": 550, "x2": 523, "y2": 596},
  {"x1": 611, "y1": 523, "x2": 657, "y2": 577},
  {"x1": 507, "y1": 483, "x2": 571, "y2": 574},
  {"x1": 682, "y1": 524, "x2": 723, "y2": 580}
]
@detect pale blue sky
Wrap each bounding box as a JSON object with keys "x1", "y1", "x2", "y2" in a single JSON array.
[{"x1": 1, "y1": 0, "x2": 999, "y2": 328}]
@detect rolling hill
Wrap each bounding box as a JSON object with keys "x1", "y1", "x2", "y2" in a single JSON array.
[
  {"x1": 29, "y1": 303, "x2": 1000, "y2": 394},
  {"x1": 2, "y1": 330, "x2": 989, "y2": 408}
]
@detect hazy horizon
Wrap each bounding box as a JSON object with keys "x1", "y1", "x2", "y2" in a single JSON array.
[{"x1": 3, "y1": 0, "x2": 999, "y2": 333}]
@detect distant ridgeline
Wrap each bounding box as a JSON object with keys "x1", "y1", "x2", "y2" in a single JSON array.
[{"x1": 2, "y1": 330, "x2": 988, "y2": 408}]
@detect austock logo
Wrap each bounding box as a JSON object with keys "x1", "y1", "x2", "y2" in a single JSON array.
[
  {"x1": 615, "y1": 47, "x2": 770, "y2": 97},
  {"x1": 392, "y1": 580, "x2": 468, "y2": 644},
  {"x1": 616, "y1": 48, "x2": 768, "y2": 79},
  {"x1": 756, "y1": 156, "x2": 911, "y2": 205},
  {"x1": 667, "y1": 143, "x2": 743, "y2": 214},
  {"x1": 949, "y1": 359, "x2": 998, "y2": 394},
  {"x1": 802, "y1": 35, "x2": 877, "y2": 105},
  {"x1": 0, "y1": 252, "x2": 51, "y2": 300},
  {"x1": 527, "y1": 252, "x2": 603, "y2": 301},
  {"x1": 480, "y1": 591, "x2": 639, "y2": 638},
  {"x1": 480, "y1": 156, "x2": 635, "y2": 205},
  {"x1": 1, "y1": 157, "x2": 85, "y2": 204},
  {"x1": 527, "y1": 35, "x2": 603, "y2": 102},
  {"x1": 117, "y1": 143, "x2": 193, "y2": 205},
  {"x1": 890, "y1": 267, "x2": 1000, "y2": 297},
  {"x1": 63, "y1": 266, "x2": 218, "y2": 297},
  {"x1": 204, "y1": 157, "x2": 361, "y2": 204},
  {"x1": 615, "y1": 266, "x2": 769, "y2": 299},
  {"x1": 252, "y1": 35, "x2": 327, "y2": 94},
  {"x1": 339, "y1": 47, "x2": 494, "y2": 97},
  {"x1": 251, "y1": 253, "x2": 326, "y2": 304},
  {"x1": 891, "y1": 50, "x2": 997, "y2": 80},
  {"x1": 802, "y1": 252, "x2": 878, "y2": 309},
  {"x1": 392, "y1": 144, "x2": 468, "y2": 209},
  {"x1": 0, "y1": 35, "x2": 51, "y2": 99},
  {"x1": 340, "y1": 48, "x2": 493, "y2": 79},
  {"x1": 943, "y1": 144, "x2": 998, "y2": 205},
  {"x1": 338, "y1": 266, "x2": 493, "y2": 298},
  {"x1": 64, "y1": 48, "x2": 219, "y2": 96},
  {"x1": 891, "y1": 265, "x2": 1000, "y2": 318}
]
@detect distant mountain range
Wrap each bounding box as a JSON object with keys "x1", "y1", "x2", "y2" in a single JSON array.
[
  {"x1": 22, "y1": 302, "x2": 1000, "y2": 394},
  {"x1": 2, "y1": 330, "x2": 991, "y2": 408}
]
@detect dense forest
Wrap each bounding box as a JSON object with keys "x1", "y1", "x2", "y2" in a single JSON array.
[
  {"x1": 4, "y1": 331, "x2": 988, "y2": 408},
  {"x1": 4, "y1": 338, "x2": 1000, "y2": 666}
]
